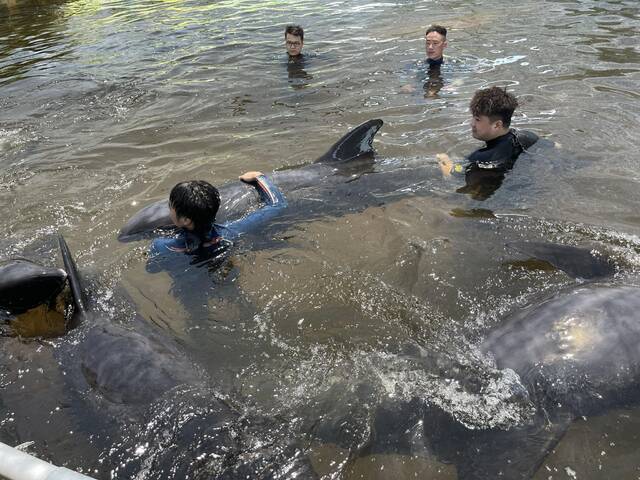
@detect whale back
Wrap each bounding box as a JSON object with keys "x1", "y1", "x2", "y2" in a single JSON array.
[
  {"x1": 80, "y1": 322, "x2": 202, "y2": 404},
  {"x1": 483, "y1": 285, "x2": 640, "y2": 414},
  {"x1": 117, "y1": 119, "x2": 384, "y2": 241},
  {"x1": 0, "y1": 258, "x2": 67, "y2": 313},
  {"x1": 58, "y1": 236, "x2": 204, "y2": 405}
]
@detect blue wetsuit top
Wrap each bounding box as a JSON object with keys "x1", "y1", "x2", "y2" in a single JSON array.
[{"x1": 147, "y1": 175, "x2": 286, "y2": 271}]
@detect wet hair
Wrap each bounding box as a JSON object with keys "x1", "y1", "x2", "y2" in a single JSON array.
[
  {"x1": 425, "y1": 25, "x2": 447, "y2": 38},
  {"x1": 285, "y1": 25, "x2": 304, "y2": 42},
  {"x1": 169, "y1": 180, "x2": 220, "y2": 236},
  {"x1": 469, "y1": 87, "x2": 519, "y2": 127}
]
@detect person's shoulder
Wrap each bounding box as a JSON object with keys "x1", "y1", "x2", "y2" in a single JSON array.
[
  {"x1": 466, "y1": 144, "x2": 492, "y2": 165},
  {"x1": 513, "y1": 129, "x2": 540, "y2": 149}
]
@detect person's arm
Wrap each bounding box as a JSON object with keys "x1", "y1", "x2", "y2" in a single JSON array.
[
  {"x1": 437, "y1": 153, "x2": 465, "y2": 177},
  {"x1": 223, "y1": 171, "x2": 287, "y2": 238},
  {"x1": 146, "y1": 233, "x2": 189, "y2": 273}
]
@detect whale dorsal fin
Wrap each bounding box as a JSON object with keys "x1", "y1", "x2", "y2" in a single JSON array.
[
  {"x1": 507, "y1": 241, "x2": 616, "y2": 280},
  {"x1": 315, "y1": 119, "x2": 383, "y2": 163}
]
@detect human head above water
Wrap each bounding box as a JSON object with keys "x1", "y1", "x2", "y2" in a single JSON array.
[
  {"x1": 169, "y1": 180, "x2": 220, "y2": 233},
  {"x1": 469, "y1": 87, "x2": 519, "y2": 141},
  {"x1": 285, "y1": 25, "x2": 304, "y2": 57},
  {"x1": 425, "y1": 25, "x2": 447, "y2": 61}
]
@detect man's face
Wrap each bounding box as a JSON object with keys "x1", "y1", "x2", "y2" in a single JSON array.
[
  {"x1": 471, "y1": 114, "x2": 503, "y2": 141},
  {"x1": 425, "y1": 31, "x2": 447, "y2": 60},
  {"x1": 169, "y1": 206, "x2": 194, "y2": 230},
  {"x1": 285, "y1": 33, "x2": 303, "y2": 57}
]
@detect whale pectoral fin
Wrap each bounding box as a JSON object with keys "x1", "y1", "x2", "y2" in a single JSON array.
[
  {"x1": 315, "y1": 119, "x2": 384, "y2": 163},
  {"x1": 507, "y1": 242, "x2": 616, "y2": 280},
  {"x1": 58, "y1": 235, "x2": 87, "y2": 320},
  {"x1": 455, "y1": 412, "x2": 573, "y2": 480}
]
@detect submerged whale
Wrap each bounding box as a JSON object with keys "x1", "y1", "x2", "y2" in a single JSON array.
[
  {"x1": 429, "y1": 242, "x2": 640, "y2": 479},
  {"x1": 118, "y1": 119, "x2": 385, "y2": 241},
  {"x1": 0, "y1": 237, "x2": 317, "y2": 478}
]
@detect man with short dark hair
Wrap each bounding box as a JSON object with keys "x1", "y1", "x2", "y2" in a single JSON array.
[
  {"x1": 438, "y1": 87, "x2": 539, "y2": 199},
  {"x1": 285, "y1": 25, "x2": 304, "y2": 58},
  {"x1": 148, "y1": 172, "x2": 286, "y2": 262},
  {"x1": 425, "y1": 25, "x2": 448, "y2": 65},
  {"x1": 400, "y1": 24, "x2": 448, "y2": 96}
]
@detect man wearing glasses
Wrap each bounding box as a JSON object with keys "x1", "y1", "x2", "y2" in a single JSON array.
[{"x1": 285, "y1": 25, "x2": 304, "y2": 58}]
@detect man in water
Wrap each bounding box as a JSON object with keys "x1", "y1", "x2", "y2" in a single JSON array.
[
  {"x1": 425, "y1": 24, "x2": 448, "y2": 65},
  {"x1": 285, "y1": 25, "x2": 304, "y2": 58},
  {"x1": 284, "y1": 25, "x2": 313, "y2": 88},
  {"x1": 147, "y1": 171, "x2": 286, "y2": 267},
  {"x1": 400, "y1": 25, "x2": 448, "y2": 96},
  {"x1": 437, "y1": 87, "x2": 539, "y2": 199}
]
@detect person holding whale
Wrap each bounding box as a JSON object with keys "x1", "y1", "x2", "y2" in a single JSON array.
[
  {"x1": 147, "y1": 171, "x2": 286, "y2": 269},
  {"x1": 437, "y1": 86, "x2": 539, "y2": 200}
]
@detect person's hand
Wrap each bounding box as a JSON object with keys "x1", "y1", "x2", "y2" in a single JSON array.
[
  {"x1": 399, "y1": 84, "x2": 416, "y2": 94},
  {"x1": 436, "y1": 153, "x2": 453, "y2": 176},
  {"x1": 239, "y1": 171, "x2": 263, "y2": 183}
]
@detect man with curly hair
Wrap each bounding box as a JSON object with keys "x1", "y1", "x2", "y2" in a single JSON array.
[{"x1": 438, "y1": 87, "x2": 539, "y2": 199}]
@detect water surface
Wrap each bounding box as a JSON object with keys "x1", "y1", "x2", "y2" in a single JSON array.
[{"x1": 1, "y1": 0, "x2": 640, "y2": 478}]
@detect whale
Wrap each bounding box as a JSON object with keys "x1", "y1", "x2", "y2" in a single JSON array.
[
  {"x1": 118, "y1": 119, "x2": 384, "y2": 241},
  {"x1": 0, "y1": 259, "x2": 67, "y2": 314},
  {"x1": 0, "y1": 236, "x2": 318, "y2": 478},
  {"x1": 420, "y1": 242, "x2": 640, "y2": 479}
]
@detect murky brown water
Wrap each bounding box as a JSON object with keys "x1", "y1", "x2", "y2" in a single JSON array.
[{"x1": 1, "y1": 0, "x2": 640, "y2": 478}]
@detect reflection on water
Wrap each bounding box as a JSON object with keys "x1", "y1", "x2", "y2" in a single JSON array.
[
  {"x1": 0, "y1": 0, "x2": 72, "y2": 87},
  {"x1": 422, "y1": 62, "x2": 444, "y2": 97},
  {"x1": 2, "y1": 0, "x2": 640, "y2": 478},
  {"x1": 286, "y1": 54, "x2": 313, "y2": 89},
  {"x1": 1, "y1": 294, "x2": 68, "y2": 337}
]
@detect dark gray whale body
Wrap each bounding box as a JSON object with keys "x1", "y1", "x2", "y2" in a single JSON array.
[
  {"x1": 436, "y1": 244, "x2": 640, "y2": 479},
  {"x1": 118, "y1": 119, "x2": 384, "y2": 241},
  {"x1": 0, "y1": 259, "x2": 67, "y2": 314},
  {"x1": 0, "y1": 237, "x2": 317, "y2": 478},
  {"x1": 484, "y1": 284, "x2": 640, "y2": 416}
]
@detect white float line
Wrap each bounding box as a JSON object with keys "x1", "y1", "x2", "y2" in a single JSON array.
[{"x1": 0, "y1": 442, "x2": 95, "y2": 480}]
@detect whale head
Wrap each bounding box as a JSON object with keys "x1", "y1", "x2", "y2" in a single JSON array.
[{"x1": 0, "y1": 258, "x2": 67, "y2": 314}]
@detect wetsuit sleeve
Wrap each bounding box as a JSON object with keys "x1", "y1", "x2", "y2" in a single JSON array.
[
  {"x1": 222, "y1": 174, "x2": 287, "y2": 239},
  {"x1": 146, "y1": 234, "x2": 188, "y2": 273}
]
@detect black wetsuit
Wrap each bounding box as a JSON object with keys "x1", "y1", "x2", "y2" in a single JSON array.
[
  {"x1": 457, "y1": 129, "x2": 539, "y2": 200},
  {"x1": 423, "y1": 58, "x2": 445, "y2": 96}
]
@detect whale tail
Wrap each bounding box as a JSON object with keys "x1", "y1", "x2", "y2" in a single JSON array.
[
  {"x1": 58, "y1": 235, "x2": 88, "y2": 319},
  {"x1": 315, "y1": 119, "x2": 384, "y2": 163},
  {"x1": 507, "y1": 241, "x2": 616, "y2": 280}
]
